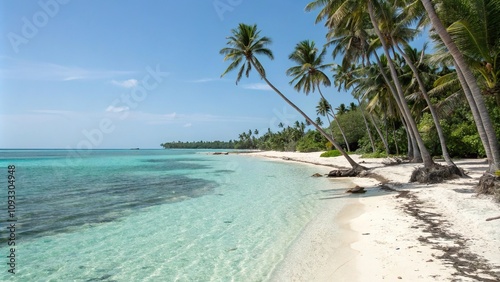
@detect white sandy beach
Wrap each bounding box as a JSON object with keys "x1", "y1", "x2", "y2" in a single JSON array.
[{"x1": 242, "y1": 151, "x2": 500, "y2": 281}]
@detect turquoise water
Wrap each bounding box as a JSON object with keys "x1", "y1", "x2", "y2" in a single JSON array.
[{"x1": 0, "y1": 149, "x2": 346, "y2": 281}]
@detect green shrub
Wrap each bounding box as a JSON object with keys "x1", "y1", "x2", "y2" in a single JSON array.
[
  {"x1": 320, "y1": 150, "x2": 342, "y2": 158},
  {"x1": 361, "y1": 151, "x2": 388, "y2": 158}
]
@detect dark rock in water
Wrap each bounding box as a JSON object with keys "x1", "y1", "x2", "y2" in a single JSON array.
[
  {"x1": 311, "y1": 173, "x2": 323, "y2": 177},
  {"x1": 346, "y1": 186, "x2": 366, "y2": 193},
  {"x1": 212, "y1": 152, "x2": 229, "y2": 155}
]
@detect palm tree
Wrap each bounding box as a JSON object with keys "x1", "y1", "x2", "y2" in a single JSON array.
[
  {"x1": 442, "y1": 0, "x2": 500, "y2": 106},
  {"x1": 220, "y1": 23, "x2": 365, "y2": 171},
  {"x1": 366, "y1": 0, "x2": 435, "y2": 168},
  {"x1": 348, "y1": 102, "x2": 357, "y2": 112},
  {"x1": 306, "y1": 0, "x2": 434, "y2": 167},
  {"x1": 394, "y1": 40, "x2": 456, "y2": 166},
  {"x1": 316, "y1": 97, "x2": 336, "y2": 142},
  {"x1": 286, "y1": 40, "x2": 351, "y2": 151},
  {"x1": 420, "y1": 0, "x2": 500, "y2": 172},
  {"x1": 315, "y1": 117, "x2": 323, "y2": 126},
  {"x1": 336, "y1": 103, "x2": 347, "y2": 115},
  {"x1": 351, "y1": 60, "x2": 400, "y2": 155},
  {"x1": 332, "y1": 62, "x2": 383, "y2": 154},
  {"x1": 373, "y1": 49, "x2": 421, "y2": 160}
]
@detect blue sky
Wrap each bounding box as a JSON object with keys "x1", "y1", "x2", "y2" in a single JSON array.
[{"x1": 0, "y1": 1, "x2": 422, "y2": 149}]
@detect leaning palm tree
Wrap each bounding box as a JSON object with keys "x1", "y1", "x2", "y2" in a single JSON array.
[
  {"x1": 306, "y1": 0, "x2": 433, "y2": 166},
  {"x1": 420, "y1": 0, "x2": 500, "y2": 173},
  {"x1": 366, "y1": 0, "x2": 434, "y2": 168},
  {"x1": 394, "y1": 42, "x2": 456, "y2": 167},
  {"x1": 220, "y1": 23, "x2": 365, "y2": 171},
  {"x1": 286, "y1": 40, "x2": 351, "y2": 151}
]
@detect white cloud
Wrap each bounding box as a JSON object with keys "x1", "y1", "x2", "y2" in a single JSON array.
[
  {"x1": 111, "y1": 79, "x2": 138, "y2": 88},
  {"x1": 141, "y1": 112, "x2": 266, "y2": 125},
  {"x1": 188, "y1": 78, "x2": 218, "y2": 83},
  {"x1": 12, "y1": 109, "x2": 266, "y2": 128},
  {"x1": 242, "y1": 83, "x2": 272, "y2": 91},
  {"x1": 105, "y1": 106, "x2": 130, "y2": 113},
  {"x1": 31, "y1": 110, "x2": 78, "y2": 115},
  {"x1": 0, "y1": 58, "x2": 136, "y2": 81}
]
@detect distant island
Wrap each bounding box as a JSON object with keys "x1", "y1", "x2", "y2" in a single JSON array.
[{"x1": 160, "y1": 140, "x2": 236, "y2": 149}]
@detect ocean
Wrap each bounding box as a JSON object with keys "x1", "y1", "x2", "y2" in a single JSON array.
[{"x1": 0, "y1": 149, "x2": 348, "y2": 281}]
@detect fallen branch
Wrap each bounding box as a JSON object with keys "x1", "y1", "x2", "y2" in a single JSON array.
[{"x1": 485, "y1": 215, "x2": 500, "y2": 222}]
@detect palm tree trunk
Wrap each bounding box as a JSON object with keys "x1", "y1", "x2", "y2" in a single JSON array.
[
  {"x1": 393, "y1": 120, "x2": 400, "y2": 155},
  {"x1": 357, "y1": 97, "x2": 377, "y2": 153},
  {"x1": 454, "y1": 65, "x2": 492, "y2": 161},
  {"x1": 332, "y1": 113, "x2": 351, "y2": 152},
  {"x1": 318, "y1": 87, "x2": 351, "y2": 152},
  {"x1": 251, "y1": 61, "x2": 365, "y2": 171},
  {"x1": 373, "y1": 52, "x2": 421, "y2": 161},
  {"x1": 365, "y1": 104, "x2": 390, "y2": 154},
  {"x1": 394, "y1": 41, "x2": 455, "y2": 166},
  {"x1": 420, "y1": 0, "x2": 500, "y2": 172},
  {"x1": 402, "y1": 116, "x2": 418, "y2": 160},
  {"x1": 324, "y1": 111, "x2": 336, "y2": 142},
  {"x1": 368, "y1": 0, "x2": 434, "y2": 168}
]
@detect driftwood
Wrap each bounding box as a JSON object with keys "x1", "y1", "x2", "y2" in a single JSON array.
[
  {"x1": 382, "y1": 157, "x2": 406, "y2": 166},
  {"x1": 485, "y1": 216, "x2": 500, "y2": 222},
  {"x1": 328, "y1": 169, "x2": 360, "y2": 177}
]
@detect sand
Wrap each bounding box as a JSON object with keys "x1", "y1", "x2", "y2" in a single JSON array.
[{"x1": 241, "y1": 151, "x2": 500, "y2": 281}]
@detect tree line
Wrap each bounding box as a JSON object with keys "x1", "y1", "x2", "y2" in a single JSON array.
[{"x1": 219, "y1": 0, "x2": 500, "y2": 195}]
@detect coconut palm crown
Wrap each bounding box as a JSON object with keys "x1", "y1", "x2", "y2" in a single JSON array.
[
  {"x1": 220, "y1": 23, "x2": 273, "y2": 84},
  {"x1": 286, "y1": 40, "x2": 332, "y2": 94}
]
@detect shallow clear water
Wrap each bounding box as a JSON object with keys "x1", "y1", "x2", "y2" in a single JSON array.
[{"x1": 0, "y1": 149, "x2": 347, "y2": 281}]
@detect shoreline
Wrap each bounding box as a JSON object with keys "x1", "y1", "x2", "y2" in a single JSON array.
[{"x1": 239, "y1": 151, "x2": 500, "y2": 281}]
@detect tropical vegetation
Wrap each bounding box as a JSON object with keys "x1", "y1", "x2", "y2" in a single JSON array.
[{"x1": 215, "y1": 0, "x2": 500, "y2": 196}]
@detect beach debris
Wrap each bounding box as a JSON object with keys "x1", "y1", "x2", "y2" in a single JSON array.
[
  {"x1": 382, "y1": 157, "x2": 406, "y2": 165},
  {"x1": 396, "y1": 191, "x2": 411, "y2": 198},
  {"x1": 402, "y1": 192, "x2": 500, "y2": 280},
  {"x1": 485, "y1": 215, "x2": 500, "y2": 222},
  {"x1": 311, "y1": 173, "x2": 323, "y2": 177},
  {"x1": 345, "y1": 186, "x2": 366, "y2": 194},
  {"x1": 328, "y1": 169, "x2": 360, "y2": 177},
  {"x1": 212, "y1": 152, "x2": 229, "y2": 155},
  {"x1": 476, "y1": 173, "x2": 500, "y2": 202},
  {"x1": 362, "y1": 233, "x2": 370, "y2": 235}
]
